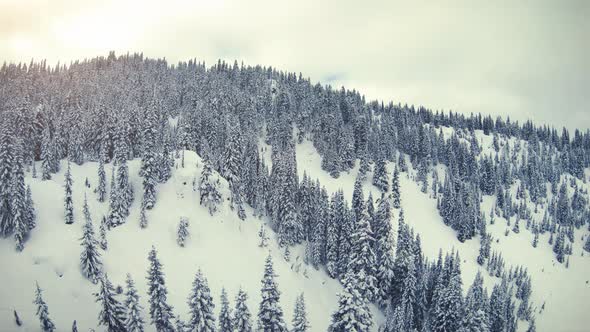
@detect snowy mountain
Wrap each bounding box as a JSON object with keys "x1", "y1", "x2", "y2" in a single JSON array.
[{"x1": 0, "y1": 53, "x2": 589, "y2": 331}]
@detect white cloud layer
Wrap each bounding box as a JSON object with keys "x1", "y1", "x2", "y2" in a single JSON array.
[{"x1": 1, "y1": 0, "x2": 588, "y2": 130}]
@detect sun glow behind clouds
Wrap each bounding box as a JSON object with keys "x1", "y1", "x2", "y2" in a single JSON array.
[{"x1": 52, "y1": 14, "x2": 132, "y2": 53}]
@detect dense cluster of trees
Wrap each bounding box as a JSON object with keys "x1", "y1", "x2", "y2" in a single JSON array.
[{"x1": 2, "y1": 52, "x2": 588, "y2": 331}]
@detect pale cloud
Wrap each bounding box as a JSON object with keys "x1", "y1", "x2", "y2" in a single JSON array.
[{"x1": 1, "y1": 0, "x2": 588, "y2": 130}]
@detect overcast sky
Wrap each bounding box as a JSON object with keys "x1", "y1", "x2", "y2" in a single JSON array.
[{"x1": 1, "y1": 0, "x2": 588, "y2": 131}]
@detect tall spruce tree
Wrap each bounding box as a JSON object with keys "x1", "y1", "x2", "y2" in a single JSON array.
[
  {"x1": 328, "y1": 270, "x2": 373, "y2": 332},
  {"x1": 218, "y1": 288, "x2": 234, "y2": 332},
  {"x1": 64, "y1": 161, "x2": 74, "y2": 224},
  {"x1": 97, "y1": 157, "x2": 107, "y2": 202},
  {"x1": 95, "y1": 274, "x2": 127, "y2": 332},
  {"x1": 80, "y1": 195, "x2": 102, "y2": 283},
  {"x1": 291, "y1": 293, "x2": 310, "y2": 332},
  {"x1": 233, "y1": 288, "x2": 253, "y2": 332},
  {"x1": 257, "y1": 254, "x2": 288, "y2": 332},
  {"x1": 199, "y1": 160, "x2": 222, "y2": 215},
  {"x1": 187, "y1": 269, "x2": 216, "y2": 332},
  {"x1": 124, "y1": 274, "x2": 145, "y2": 332},
  {"x1": 347, "y1": 206, "x2": 378, "y2": 302},
  {"x1": 146, "y1": 246, "x2": 175, "y2": 332},
  {"x1": 34, "y1": 283, "x2": 56, "y2": 332},
  {"x1": 13, "y1": 140, "x2": 28, "y2": 250},
  {"x1": 140, "y1": 106, "x2": 160, "y2": 209},
  {"x1": 391, "y1": 167, "x2": 401, "y2": 208}
]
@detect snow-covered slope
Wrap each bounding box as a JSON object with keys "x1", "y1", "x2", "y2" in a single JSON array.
[
  {"x1": 0, "y1": 151, "x2": 383, "y2": 331},
  {"x1": 293, "y1": 139, "x2": 590, "y2": 332},
  {"x1": 2, "y1": 136, "x2": 589, "y2": 331}
]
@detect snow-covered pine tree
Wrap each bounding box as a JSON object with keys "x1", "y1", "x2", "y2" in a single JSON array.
[
  {"x1": 391, "y1": 166, "x2": 401, "y2": 208},
  {"x1": 124, "y1": 274, "x2": 145, "y2": 332},
  {"x1": 373, "y1": 155, "x2": 389, "y2": 193},
  {"x1": 177, "y1": 217, "x2": 189, "y2": 247},
  {"x1": 199, "y1": 160, "x2": 222, "y2": 215},
  {"x1": 99, "y1": 216, "x2": 108, "y2": 250},
  {"x1": 187, "y1": 269, "x2": 216, "y2": 332},
  {"x1": 258, "y1": 224, "x2": 269, "y2": 248},
  {"x1": 64, "y1": 161, "x2": 74, "y2": 224},
  {"x1": 146, "y1": 246, "x2": 175, "y2": 332},
  {"x1": 139, "y1": 203, "x2": 148, "y2": 229},
  {"x1": 13, "y1": 140, "x2": 29, "y2": 250},
  {"x1": 97, "y1": 156, "x2": 107, "y2": 202},
  {"x1": 400, "y1": 259, "x2": 417, "y2": 331},
  {"x1": 159, "y1": 129, "x2": 173, "y2": 183},
  {"x1": 95, "y1": 274, "x2": 127, "y2": 332},
  {"x1": 34, "y1": 283, "x2": 56, "y2": 332},
  {"x1": 218, "y1": 287, "x2": 234, "y2": 332},
  {"x1": 328, "y1": 270, "x2": 373, "y2": 332},
  {"x1": 40, "y1": 127, "x2": 52, "y2": 181},
  {"x1": 352, "y1": 174, "x2": 365, "y2": 222},
  {"x1": 80, "y1": 195, "x2": 102, "y2": 283},
  {"x1": 140, "y1": 106, "x2": 160, "y2": 209},
  {"x1": 291, "y1": 293, "x2": 310, "y2": 332},
  {"x1": 347, "y1": 206, "x2": 378, "y2": 302},
  {"x1": 384, "y1": 304, "x2": 406, "y2": 332},
  {"x1": 25, "y1": 185, "x2": 36, "y2": 233},
  {"x1": 233, "y1": 288, "x2": 253, "y2": 332},
  {"x1": 431, "y1": 273, "x2": 463, "y2": 332},
  {"x1": 257, "y1": 254, "x2": 288, "y2": 332},
  {"x1": 459, "y1": 271, "x2": 490, "y2": 332}
]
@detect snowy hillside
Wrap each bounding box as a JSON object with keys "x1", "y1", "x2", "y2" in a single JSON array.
[
  {"x1": 292, "y1": 138, "x2": 590, "y2": 332},
  {"x1": 1, "y1": 54, "x2": 590, "y2": 332},
  {"x1": 0, "y1": 151, "x2": 383, "y2": 331}
]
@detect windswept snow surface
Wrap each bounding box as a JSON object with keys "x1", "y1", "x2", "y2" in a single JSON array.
[{"x1": 0, "y1": 151, "x2": 383, "y2": 331}]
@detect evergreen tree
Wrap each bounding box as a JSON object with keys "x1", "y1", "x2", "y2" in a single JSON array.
[
  {"x1": 291, "y1": 293, "x2": 310, "y2": 332},
  {"x1": 347, "y1": 206, "x2": 378, "y2": 302},
  {"x1": 99, "y1": 216, "x2": 108, "y2": 250},
  {"x1": 400, "y1": 259, "x2": 417, "y2": 331},
  {"x1": 233, "y1": 288, "x2": 253, "y2": 332},
  {"x1": 140, "y1": 107, "x2": 160, "y2": 209},
  {"x1": 391, "y1": 167, "x2": 401, "y2": 208},
  {"x1": 25, "y1": 185, "x2": 36, "y2": 231},
  {"x1": 124, "y1": 274, "x2": 145, "y2": 332},
  {"x1": 34, "y1": 283, "x2": 56, "y2": 332},
  {"x1": 64, "y1": 161, "x2": 74, "y2": 224},
  {"x1": 13, "y1": 140, "x2": 28, "y2": 250},
  {"x1": 187, "y1": 269, "x2": 216, "y2": 332},
  {"x1": 352, "y1": 174, "x2": 365, "y2": 221},
  {"x1": 218, "y1": 288, "x2": 234, "y2": 332},
  {"x1": 95, "y1": 274, "x2": 127, "y2": 332},
  {"x1": 146, "y1": 246, "x2": 175, "y2": 332},
  {"x1": 140, "y1": 203, "x2": 148, "y2": 229},
  {"x1": 328, "y1": 270, "x2": 373, "y2": 332},
  {"x1": 199, "y1": 161, "x2": 222, "y2": 215},
  {"x1": 257, "y1": 255, "x2": 288, "y2": 332},
  {"x1": 177, "y1": 217, "x2": 189, "y2": 247},
  {"x1": 384, "y1": 305, "x2": 405, "y2": 332},
  {"x1": 97, "y1": 157, "x2": 107, "y2": 202},
  {"x1": 432, "y1": 273, "x2": 463, "y2": 332},
  {"x1": 80, "y1": 195, "x2": 102, "y2": 283},
  {"x1": 40, "y1": 127, "x2": 52, "y2": 181},
  {"x1": 373, "y1": 156, "x2": 389, "y2": 192}
]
